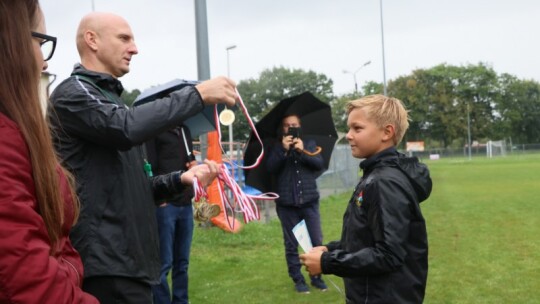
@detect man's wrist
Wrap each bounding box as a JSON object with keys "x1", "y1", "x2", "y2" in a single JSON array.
[{"x1": 175, "y1": 170, "x2": 185, "y2": 185}]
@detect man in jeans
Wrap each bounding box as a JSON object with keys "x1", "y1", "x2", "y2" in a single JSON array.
[{"x1": 146, "y1": 124, "x2": 197, "y2": 304}]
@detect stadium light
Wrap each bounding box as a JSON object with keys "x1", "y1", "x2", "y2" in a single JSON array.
[{"x1": 343, "y1": 60, "x2": 371, "y2": 93}]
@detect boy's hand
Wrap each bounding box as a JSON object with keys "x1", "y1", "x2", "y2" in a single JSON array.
[
  {"x1": 300, "y1": 249, "x2": 324, "y2": 276},
  {"x1": 312, "y1": 246, "x2": 328, "y2": 252}
]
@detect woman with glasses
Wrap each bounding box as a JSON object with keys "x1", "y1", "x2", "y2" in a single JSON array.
[
  {"x1": 31, "y1": 31, "x2": 57, "y2": 61},
  {"x1": 0, "y1": 1, "x2": 98, "y2": 303}
]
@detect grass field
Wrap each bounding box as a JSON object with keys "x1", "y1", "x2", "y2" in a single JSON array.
[{"x1": 188, "y1": 154, "x2": 540, "y2": 303}]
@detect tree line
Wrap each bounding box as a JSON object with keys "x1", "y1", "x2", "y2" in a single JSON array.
[{"x1": 124, "y1": 62, "x2": 540, "y2": 149}]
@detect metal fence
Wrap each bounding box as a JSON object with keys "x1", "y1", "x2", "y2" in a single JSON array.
[
  {"x1": 193, "y1": 142, "x2": 360, "y2": 197},
  {"x1": 193, "y1": 140, "x2": 540, "y2": 223},
  {"x1": 194, "y1": 141, "x2": 540, "y2": 195},
  {"x1": 409, "y1": 142, "x2": 540, "y2": 160},
  {"x1": 317, "y1": 144, "x2": 360, "y2": 197}
]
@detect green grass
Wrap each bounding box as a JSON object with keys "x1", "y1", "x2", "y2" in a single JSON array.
[
  {"x1": 188, "y1": 154, "x2": 540, "y2": 303},
  {"x1": 422, "y1": 155, "x2": 540, "y2": 304}
]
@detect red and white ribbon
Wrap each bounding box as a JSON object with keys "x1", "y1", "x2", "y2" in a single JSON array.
[
  {"x1": 213, "y1": 89, "x2": 265, "y2": 169},
  {"x1": 193, "y1": 89, "x2": 279, "y2": 231}
]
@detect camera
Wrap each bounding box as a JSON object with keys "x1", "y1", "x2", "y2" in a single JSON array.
[{"x1": 286, "y1": 127, "x2": 301, "y2": 138}]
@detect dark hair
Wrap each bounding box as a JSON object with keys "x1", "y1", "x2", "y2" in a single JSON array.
[
  {"x1": 277, "y1": 113, "x2": 301, "y2": 137},
  {"x1": 0, "y1": 0, "x2": 79, "y2": 253}
]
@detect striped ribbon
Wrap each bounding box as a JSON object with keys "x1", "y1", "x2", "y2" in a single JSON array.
[{"x1": 193, "y1": 89, "x2": 279, "y2": 230}]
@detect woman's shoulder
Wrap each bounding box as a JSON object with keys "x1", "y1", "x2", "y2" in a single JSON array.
[
  {"x1": 0, "y1": 112, "x2": 19, "y2": 130},
  {"x1": 0, "y1": 113, "x2": 29, "y2": 162}
]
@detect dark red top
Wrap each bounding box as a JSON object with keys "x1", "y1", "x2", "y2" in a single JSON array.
[{"x1": 0, "y1": 112, "x2": 97, "y2": 303}]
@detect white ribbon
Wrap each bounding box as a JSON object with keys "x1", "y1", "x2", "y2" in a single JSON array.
[{"x1": 193, "y1": 89, "x2": 279, "y2": 231}]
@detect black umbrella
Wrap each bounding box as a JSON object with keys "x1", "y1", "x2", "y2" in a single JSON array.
[
  {"x1": 133, "y1": 79, "x2": 224, "y2": 137},
  {"x1": 243, "y1": 91, "x2": 338, "y2": 193}
]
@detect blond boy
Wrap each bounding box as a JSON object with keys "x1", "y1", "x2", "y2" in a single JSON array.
[{"x1": 300, "y1": 94, "x2": 432, "y2": 303}]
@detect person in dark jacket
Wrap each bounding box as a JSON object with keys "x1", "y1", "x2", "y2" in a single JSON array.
[
  {"x1": 145, "y1": 124, "x2": 197, "y2": 304},
  {"x1": 300, "y1": 95, "x2": 432, "y2": 304},
  {"x1": 266, "y1": 114, "x2": 328, "y2": 294},
  {"x1": 48, "y1": 12, "x2": 237, "y2": 304}
]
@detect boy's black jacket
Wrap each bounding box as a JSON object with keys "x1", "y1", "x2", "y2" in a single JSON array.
[{"x1": 322, "y1": 147, "x2": 432, "y2": 304}]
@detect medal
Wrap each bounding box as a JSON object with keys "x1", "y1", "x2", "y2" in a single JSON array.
[
  {"x1": 193, "y1": 197, "x2": 221, "y2": 222},
  {"x1": 219, "y1": 108, "x2": 235, "y2": 126}
]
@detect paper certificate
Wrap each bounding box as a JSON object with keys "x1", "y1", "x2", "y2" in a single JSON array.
[{"x1": 292, "y1": 219, "x2": 313, "y2": 253}]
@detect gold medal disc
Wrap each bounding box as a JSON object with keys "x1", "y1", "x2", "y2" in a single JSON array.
[{"x1": 219, "y1": 109, "x2": 235, "y2": 126}]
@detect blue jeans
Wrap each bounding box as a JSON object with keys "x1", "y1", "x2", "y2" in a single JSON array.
[
  {"x1": 276, "y1": 201, "x2": 323, "y2": 283},
  {"x1": 152, "y1": 204, "x2": 194, "y2": 304}
]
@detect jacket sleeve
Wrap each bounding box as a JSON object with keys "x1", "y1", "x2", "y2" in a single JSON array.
[
  {"x1": 298, "y1": 139, "x2": 324, "y2": 170},
  {"x1": 150, "y1": 171, "x2": 186, "y2": 203},
  {"x1": 266, "y1": 142, "x2": 287, "y2": 174},
  {"x1": 325, "y1": 240, "x2": 342, "y2": 251},
  {"x1": 50, "y1": 78, "x2": 204, "y2": 151},
  {"x1": 320, "y1": 174, "x2": 413, "y2": 277},
  {"x1": 0, "y1": 124, "x2": 98, "y2": 303}
]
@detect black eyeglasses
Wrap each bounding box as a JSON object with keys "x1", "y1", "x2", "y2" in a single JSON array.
[{"x1": 31, "y1": 31, "x2": 57, "y2": 61}]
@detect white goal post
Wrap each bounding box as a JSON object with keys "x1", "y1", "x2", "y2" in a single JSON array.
[{"x1": 486, "y1": 140, "x2": 507, "y2": 158}]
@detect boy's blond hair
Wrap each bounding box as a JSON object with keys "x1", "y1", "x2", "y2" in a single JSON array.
[{"x1": 346, "y1": 94, "x2": 410, "y2": 145}]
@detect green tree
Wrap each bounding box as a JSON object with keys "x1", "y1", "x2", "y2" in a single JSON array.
[
  {"x1": 122, "y1": 88, "x2": 141, "y2": 107},
  {"x1": 362, "y1": 81, "x2": 384, "y2": 95},
  {"x1": 330, "y1": 92, "x2": 358, "y2": 133},
  {"x1": 496, "y1": 74, "x2": 540, "y2": 143},
  {"x1": 232, "y1": 66, "x2": 334, "y2": 141},
  {"x1": 453, "y1": 63, "x2": 500, "y2": 143},
  {"x1": 389, "y1": 63, "x2": 501, "y2": 148},
  {"x1": 389, "y1": 66, "x2": 462, "y2": 148}
]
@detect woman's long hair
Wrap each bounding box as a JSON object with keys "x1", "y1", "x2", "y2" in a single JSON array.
[{"x1": 0, "y1": 0, "x2": 79, "y2": 253}]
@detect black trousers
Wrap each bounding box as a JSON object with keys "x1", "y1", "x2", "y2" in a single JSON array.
[
  {"x1": 83, "y1": 276, "x2": 152, "y2": 304},
  {"x1": 276, "y1": 201, "x2": 323, "y2": 283}
]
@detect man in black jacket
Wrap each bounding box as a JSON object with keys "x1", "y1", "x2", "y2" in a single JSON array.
[
  {"x1": 145, "y1": 124, "x2": 197, "y2": 304},
  {"x1": 300, "y1": 95, "x2": 432, "y2": 304},
  {"x1": 49, "y1": 12, "x2": 237, "y2": 303}
]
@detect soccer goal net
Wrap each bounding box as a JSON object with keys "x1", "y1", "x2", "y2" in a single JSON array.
[{"x1": 486, "y1": 140, "x2": 507, "y2": 158}]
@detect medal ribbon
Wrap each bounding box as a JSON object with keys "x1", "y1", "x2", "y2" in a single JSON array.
[{"x1": 193, "y1": 89, "x2": 279, "y2": 230}]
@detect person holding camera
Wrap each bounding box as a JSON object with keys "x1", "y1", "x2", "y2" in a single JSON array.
[{"x1": 266, "y1": 114, "x2": 328, "y2": 294}]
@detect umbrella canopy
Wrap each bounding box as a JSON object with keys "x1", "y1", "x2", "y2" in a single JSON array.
[
  {"x1": 243, "y1": 91, "x2": 338, "y2": 193},
  {"x1": 133, "y1": 79, "x2": 223, "y2": 137}
]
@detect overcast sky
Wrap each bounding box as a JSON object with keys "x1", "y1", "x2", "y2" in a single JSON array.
[{"x1": 40, "y1": 0, "x2": 540, "y2": 96}]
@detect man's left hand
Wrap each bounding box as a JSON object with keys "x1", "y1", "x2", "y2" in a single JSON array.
[{"x1": 293, "y1": 138, "x2": 304, "y2": 152}]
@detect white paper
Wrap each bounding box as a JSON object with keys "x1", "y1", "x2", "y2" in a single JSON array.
[{"x1": 292, "y1": 219, "x2": 313, "y2": 253}]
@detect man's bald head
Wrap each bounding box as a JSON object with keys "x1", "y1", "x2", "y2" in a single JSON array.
[
  {"x1": 75, "y1": 12, "x2": 138, "y2": 77},
  {"x1": 76, "y1": 12, "x2": 128, "y2": 56}
]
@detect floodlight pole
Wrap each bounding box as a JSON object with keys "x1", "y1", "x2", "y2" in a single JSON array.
[
  {"x1": 226, "y1": 45, "x2": 237, "y2": 160},
  {"x1": 467, "y1": 103, "x2": 472, "y2": 160},
  {"x1": 379, "y1": 0, "x2": 388, "y2": 96},
  {"x1": 343, "y1": 60, "x2": 371, "y2": 94},
  {"x1": 194, "y1": 0, "x2": 211, "y2": 159}
]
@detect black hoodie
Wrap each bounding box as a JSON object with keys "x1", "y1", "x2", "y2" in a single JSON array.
[{"x1": 321, "y1": 147, "x2": 432, "y2": 304}]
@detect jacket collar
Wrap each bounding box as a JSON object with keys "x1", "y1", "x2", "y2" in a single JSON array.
[
  {"x1": 71, "y1": 63, "x2": 124, "y2": 96},
  {"x1": 359, "y1": 146, "x2": 398, "y2": 171}
]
